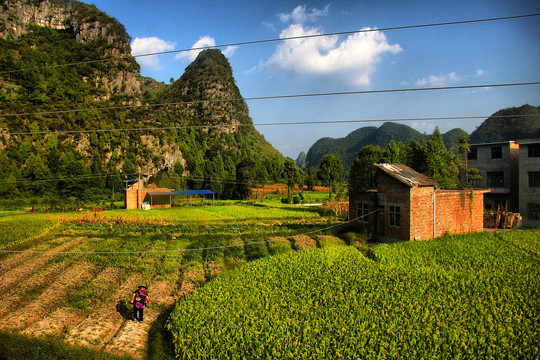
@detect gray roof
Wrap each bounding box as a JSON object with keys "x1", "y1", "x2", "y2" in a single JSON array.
[
  {"x1": 146, "y1": 190, "x2": 214, "y2": 196},
  {"x1": 375, "y1": 163, "x2": 439, "y2": 188}
]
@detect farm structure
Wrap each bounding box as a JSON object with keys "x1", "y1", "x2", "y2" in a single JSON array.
[
  {"x1": 349, "y1": 163, "x2": 489, "y2": 242},
  {"x1": 124, "y1": 179, "x2": 215, "y2": 209}
]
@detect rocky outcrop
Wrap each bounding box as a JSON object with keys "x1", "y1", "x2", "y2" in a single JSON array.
[{"x1": 0, "y1": 0, "x2": 140, "y2": 95}]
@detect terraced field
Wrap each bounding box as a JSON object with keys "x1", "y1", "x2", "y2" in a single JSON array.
[{"x1": 0, "y1": 203, "x2": 341, "y2": 359}]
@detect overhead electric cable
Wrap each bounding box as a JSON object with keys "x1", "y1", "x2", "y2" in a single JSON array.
[
  {"x1": 5, "y1": 114, "x2": 540, "y2": 136},
  {"x1": 0, "y1": 210, "x2": 379, "y2": 255},
  {"x1": 1, "y1": 81, "x2": 539, "y2": 118},
  {"x1": 0, "y1": 13, "x2": 538, "y2": 75}
]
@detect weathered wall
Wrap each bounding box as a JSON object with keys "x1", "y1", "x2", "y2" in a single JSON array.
[
  {"x1": 432, "y1": 190, "x2": 486, "y2": 237},
  {"x1": 350, "y1": 174, "x2": 487, "y2": 241}
]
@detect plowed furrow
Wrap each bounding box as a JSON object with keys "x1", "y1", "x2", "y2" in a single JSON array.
[
  {"x1": 0, "y1": 262, "x2": 96, "y2": 331},
  {"x1": 66, "y1": 273, "x2": 143, "y2": 348}
]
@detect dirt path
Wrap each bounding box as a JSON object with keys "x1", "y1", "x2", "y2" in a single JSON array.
[
  {"x1": 66, "y1": 273, "x2": 143, "y2": 348},
  {"x1": 105, "y1": 279, "x2": 178, "y2": 359}
]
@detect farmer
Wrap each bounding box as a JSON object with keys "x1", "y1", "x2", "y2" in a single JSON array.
[{"x1": 130, "y1": 284, "x2": 150, "y2": 321}]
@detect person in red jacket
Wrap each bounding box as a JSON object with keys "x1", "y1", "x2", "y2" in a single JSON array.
[{"x1": 130, "y1": 284, "x2": 150, "y2": 321}]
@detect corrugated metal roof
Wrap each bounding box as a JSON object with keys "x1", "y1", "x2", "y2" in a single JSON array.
[{"x1": 375, "y1": 163, "x2": 438, "y2": 188}]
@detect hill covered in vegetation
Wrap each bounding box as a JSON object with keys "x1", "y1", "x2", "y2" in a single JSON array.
[
  {"x1": 303, "y1": 122, "x2": 467, "y2": 170},
  {"x1": 469, "y1": 104, "x2": 540, "y2": 143},
  {"x1": 0, "y1": 0, "x2": 283, "y2": 202},
  {"x1": 302, "y1": 104, "x2": 539, "y2": 170}
]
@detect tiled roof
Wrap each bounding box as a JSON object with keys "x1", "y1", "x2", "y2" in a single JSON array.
[{"x1": 375, "y1": 163, "x2": 439, "y2": 188}]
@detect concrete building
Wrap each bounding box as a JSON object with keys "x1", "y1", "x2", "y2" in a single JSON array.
[
  {"x1": 349, "y1": 163, "x2": 489, "y2": 242},
  {"x1": 467, "y1": 141, "x2": 519, "y2": 212},
  {"x1": 516, "y1": 138, "x2": 540, "y2": 227}
]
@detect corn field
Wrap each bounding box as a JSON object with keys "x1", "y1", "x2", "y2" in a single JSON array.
[{"x1": 168, "y1": 231, "x2": 540, "y2": 359}]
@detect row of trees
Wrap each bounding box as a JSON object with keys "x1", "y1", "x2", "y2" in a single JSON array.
[{"x1": 349, "y1": 128, "x2": 479, "y2": 192}]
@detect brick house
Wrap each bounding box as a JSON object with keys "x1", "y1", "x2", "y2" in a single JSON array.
[{"x1": 349, "y1": 163, "x2": 489, "y2": 242}]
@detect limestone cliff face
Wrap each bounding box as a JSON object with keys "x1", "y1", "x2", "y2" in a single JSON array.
[{"x1": 0, "y1": 0, "x2": 140, "y2": 95}]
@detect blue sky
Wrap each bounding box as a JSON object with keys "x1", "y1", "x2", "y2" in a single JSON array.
[{"x1": 85, "y1": 0, "x2": 540, "y2": 158}]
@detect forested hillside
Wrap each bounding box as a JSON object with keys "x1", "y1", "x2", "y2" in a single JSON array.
[
  {"x1": 0, "y1": 0, "x2": 284, "y2": 203},
  {"x1": 469, "y1": 104, "x2": 540, "y2": 143},
  {"x1": 304, "y1": 122, "x2": 466, "y2": 170},
  {"x1": 303, "y1": 105, "x2": 539, "y2": 170}
]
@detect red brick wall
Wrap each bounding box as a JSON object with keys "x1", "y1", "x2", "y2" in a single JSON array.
[
  {"x1": 410, "y1": 187, "x2": 435, "y2": 240},
  {"x1": 377, "y1": 173, "x2": 411, "y2": 241},
  {"x1": 432, "y1": 190, "x2": 485, "y2": 237},
  {"x1": 350, "y1": 176, "x2": 487, "y2": 241}
]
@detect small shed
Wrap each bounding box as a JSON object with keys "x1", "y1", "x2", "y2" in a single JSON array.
[
  {"x1": 146, "y1": 190, "x2": 215, "y2": 207},
  {"x1": 349, "y1": 163, "x2": 490, "y2": 242}
]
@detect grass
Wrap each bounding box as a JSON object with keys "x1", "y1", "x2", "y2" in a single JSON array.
[{"x1": 0, "y1": 331, "x2": 133, "y2": 360}]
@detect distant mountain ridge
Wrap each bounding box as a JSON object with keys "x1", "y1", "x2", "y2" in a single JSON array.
[
  {"x1": 300, "y1": 105, "x2": 539, "y2": 170},
  {"x1": 469, "y1": 104, "x2": 540, "y2": 144},
  {"x1": 302, "y1": 122, "x2": 466, "y2": 169}
]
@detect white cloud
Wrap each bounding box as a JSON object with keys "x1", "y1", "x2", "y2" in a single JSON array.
[
  {"x1": 263, "y1": 24, "x2": 402, "y2": 86},
  {"x1": 415, "y1": 69, "x2": 485, "y2": 87},
  {"x1": 411, "y1": 121, "x2": 436, "y2": 133},
  {"x1": 131, "y1": 37, "x2": 176, "y2": 68},
  {"x1": 279, "y1": 5, "x2": 330, "y2": 24},
  {"x1": 175, "y1": 36, "x2": 238, "y2": 62}
]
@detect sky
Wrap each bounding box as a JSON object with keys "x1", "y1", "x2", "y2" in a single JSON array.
[{"x1": 84, "y1": 0, "x2": 540, "y2": 159}]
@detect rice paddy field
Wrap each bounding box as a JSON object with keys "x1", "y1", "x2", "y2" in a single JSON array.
[{"x1": 0, "y1": 203, "x2": 538, "y2": 359}]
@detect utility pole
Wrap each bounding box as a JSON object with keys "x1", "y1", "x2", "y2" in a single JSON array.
[{"x1": 138, "y1": 166, "x2": 141, "y2": 209}]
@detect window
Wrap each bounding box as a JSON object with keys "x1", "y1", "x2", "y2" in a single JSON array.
[
  {"x1": 528, "y1": 144, "x2": 540, "y2": 158},
  {"x1": 486, "y1": 172, "x2": 504, "y2": 187},
  {"x1": 389, "y1": 205, "x2": 401, "y2": 227},
  {"x1": 528, "y1": 203, "x2": 540, "y2": 220},
  {"x1": 529, "y1": 172, "x2": 540, "y2": 187},
  {"x1": 470, "y1": 178, "x2": 481, "y2": 187},
  {"x1": 468, "y1": 147, "x2": 477, "y2": 160},
  {"x1": 491, "y1": 146, "x2": 502, "y2": 159},
  {"x1": 357, "y1": 203, "x2": 369, "y2": 223}
]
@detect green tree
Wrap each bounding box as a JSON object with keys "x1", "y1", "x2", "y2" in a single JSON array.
[
  {"x1": 23, "y1": 153, "x2": 51, "y2": 195},
  {"x1": 282, "y1": 158, "x2": 300, "y2": 203},
  {"x1": 382, "y1": 140, "x2": 407, "y2": 164},
  {"x1": 235, "y1": 159, "x2": 255, "y2": 200},
  {"x1": 317, "y1": 155, "x2": 343, "y2": 200},
  {"x1": 305, "y1": 167, "x2": 317, "y2": 191},
  {"x1": 406, "y1": 140, "x2": 426, "y2": 174},
  {"x1": 349, "y1": 145, "x2": 383, "y2": 192},
  {"x1": 424, "y1": 127, "x2": 460, "y2": 189}
]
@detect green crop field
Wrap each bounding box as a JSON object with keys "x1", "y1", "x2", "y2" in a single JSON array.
[
  {"x1": 2, "y1": 204, "x2": 539, "y2": 359},
  {"x1": 168, "y1": 231, "x2": 540, "y2": 359},
  {"x1": 0, "y1": 202, "x2": 342, "y2": 359}
]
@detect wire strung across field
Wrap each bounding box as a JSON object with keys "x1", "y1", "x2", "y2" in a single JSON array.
[
  {"x1": 0, "y1": 13, "x2": 538, "y2": 75},
  {"x1": 0, "y1": 210, "x2": 378, "y2": 256},
  {"x1": 1, "y1": 81, "x2": 539, "y2": 119}
]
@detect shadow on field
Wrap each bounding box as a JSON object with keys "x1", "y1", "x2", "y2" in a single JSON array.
[
  {"x1": 115, "y1": 301, "x2": 132, "y2": 321},
  {"x1": 146, "y1": 304, "x2": 176, "y2": 360}
]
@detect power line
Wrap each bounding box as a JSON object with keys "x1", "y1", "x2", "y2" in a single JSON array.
[
  {"x1": 0, "y1": 210, "x2": 378, "y2": 255},
  {"x1": 1, "y1": 81, "x2": 539, "y2": 119},
  {"x1": 4, "y1": 114, "x2": 539, "y2": 136},
  {"x1": 0, "y1": 13, "x2": 538, "y2": 75}
]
